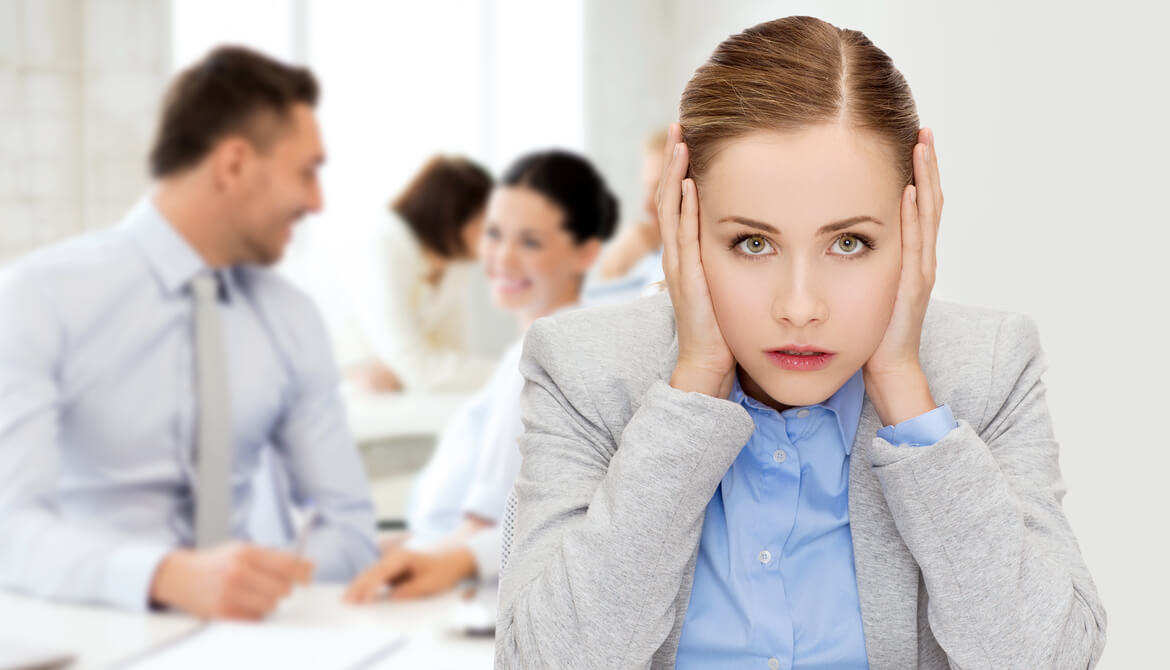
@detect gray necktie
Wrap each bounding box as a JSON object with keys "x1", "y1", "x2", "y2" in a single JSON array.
[{"x1": 191, "y1": 273, "x2": 232, "y2": 548}]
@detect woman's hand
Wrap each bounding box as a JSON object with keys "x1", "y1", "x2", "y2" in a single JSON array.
[
  {"x1": 343, "y1": 546, "x2": 476, "y2": 603},
  {"x1": 863, "y1": 128, "x2": 944, "y2": 426},
  {"x1": 657, "y1": 124, "x2": 736, "y2": 399}
]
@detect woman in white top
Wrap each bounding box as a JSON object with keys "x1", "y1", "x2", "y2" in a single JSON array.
[
  {"x1": 344, "y1": 149, "x2": 619, "y2": 601},
  {"x1": 338, "y1": 156, "x2": 498, "y2": 392}
]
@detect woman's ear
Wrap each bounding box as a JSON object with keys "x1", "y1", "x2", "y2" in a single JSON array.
[{"x1": 575, "y1": 238, "x2": 603, "y2": 273}]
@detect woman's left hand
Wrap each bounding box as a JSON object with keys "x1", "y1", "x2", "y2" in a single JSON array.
[{"x1": 862, "y1": 128, "x2": 944, "y2": 426}]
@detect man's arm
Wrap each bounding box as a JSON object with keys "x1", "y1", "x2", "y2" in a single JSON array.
[
  {"x1": 0, "y1": 272, "x2": 172, "y2": 610},
  {"x1": 273, "y1": 299, "x2": 379, "y2": 581}
]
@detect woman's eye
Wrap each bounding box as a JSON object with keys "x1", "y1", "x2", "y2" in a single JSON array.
[
  {"x1": 735, "y1": 235, "x2": 773, "y2": 256},
  {"x1": 831, "y1": 233, "x2": 866, "y2": 256}
]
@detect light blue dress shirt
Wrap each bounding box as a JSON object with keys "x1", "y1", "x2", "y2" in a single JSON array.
[
  {"x1": 676, "y1": 370, "x2": 956, "y2": 669},
  {"x1": 0, "y1": 196, "x2": 378, "y2": 611}
]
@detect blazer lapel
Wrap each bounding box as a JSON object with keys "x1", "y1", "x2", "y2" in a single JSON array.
[{"x1": 849, "y1": 397, "x2": 921, "y2": 670}]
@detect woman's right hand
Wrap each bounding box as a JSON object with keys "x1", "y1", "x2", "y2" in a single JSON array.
[{"x1": 657, "y1": 124, "x2": 736, "y2": 399}]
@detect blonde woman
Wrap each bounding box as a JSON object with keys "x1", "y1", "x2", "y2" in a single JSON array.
[{"x1": 496, "y1": 16, "x2": 1105, "y2": 669}]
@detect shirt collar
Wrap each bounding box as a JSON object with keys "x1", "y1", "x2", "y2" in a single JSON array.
[
  {"x1": 731, "y1": 367, "x2": 866, "y2": 455},
  {"x1": 123, "y1": 194, "x2": 233, "y2": 302}
]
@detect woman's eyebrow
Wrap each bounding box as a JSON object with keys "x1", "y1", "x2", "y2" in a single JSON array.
[{"x1": 716, "y1": 215, "x2": 884, "y2": 235}]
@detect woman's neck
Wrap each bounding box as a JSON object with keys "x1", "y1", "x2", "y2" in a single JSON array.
[
  {"x1": 420, "y1": 250, "x2": 449, "y2": 286},
  {"x1": 516, "y1": 288, "x2": 581, "y2": 331}
]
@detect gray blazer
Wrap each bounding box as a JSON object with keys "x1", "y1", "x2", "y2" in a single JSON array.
[{"x1": 495, "y1": 292, "x2": 1105, "y2": 669}]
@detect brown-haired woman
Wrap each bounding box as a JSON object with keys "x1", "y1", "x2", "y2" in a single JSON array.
[
  {"x1": 495, "y1": 16, "x2": 1106, "y2": 669},
  {"x1": 336, "y1": 155, "x2": 497, "y2": 392}
]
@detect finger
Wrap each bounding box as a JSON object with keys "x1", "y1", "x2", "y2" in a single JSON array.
[
  {"x1": 677, "y1": 176, "x2": 700, "y2": 284},
  {"x1": 900, "y1": 183, "x2": 922, "y2": 283},
  {"x1": 217, "y1": 586, "x2": 277, "y2": 621},
  {"x1": 654, "y1": 123, "x2": 681, "y2": 209},
  {"x1": 922, "y1": 128, "x2": 942, "y2": 210},
  {"x1": 343, "y1": 553, "x2": 411, "y2": 603},
  {"x1": 911, "y1": 140, "x2": 939, "y2": 276},
  {"x1": 232, "y1": 562, "x2": 292, "y2": 601},
  {"x1": 388, "y1": 569, "x2": 450, "y2": 600},
  {"x1": 245, "y1": 547, "x2": 313, "y2": 583},
  {"x1": 659, "y1": 141, "x2": 688, "y2": 288}
]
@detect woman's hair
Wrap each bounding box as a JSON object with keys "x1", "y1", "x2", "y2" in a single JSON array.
[
  {"x1": 501, "y1": 150, "x2": 620, "y2": 244},
  {"x1": 680, "y1": 16, "x2": 919, "y2": 185},
  {"x1": 392, "y1": 155, "x2": 494, "y2": 259}
]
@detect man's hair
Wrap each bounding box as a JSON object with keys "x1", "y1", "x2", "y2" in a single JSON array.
[{"x1": 149, "y1": 45, "x2": 319, "y2": 178}]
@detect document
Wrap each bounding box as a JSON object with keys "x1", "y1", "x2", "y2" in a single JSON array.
[
  {"x1": 120, "y1": 623, "x2": 403, "y2": 670},
  {"x1": 0, "y1": 640, "x2": 73, "y2": 670}
]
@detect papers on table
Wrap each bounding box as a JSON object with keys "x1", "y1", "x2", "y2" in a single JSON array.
[
  {"x1": 0, "y1": 640, "x2": 73, "y2": 670},
  {"x1": 120, "y1": 623, "x2": 403, "y2": 670}
]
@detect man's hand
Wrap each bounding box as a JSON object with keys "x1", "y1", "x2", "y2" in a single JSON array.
[{"x1": 149, "y1": 542, "x2": 314, "y2": 620}]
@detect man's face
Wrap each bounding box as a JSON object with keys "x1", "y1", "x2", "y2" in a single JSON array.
[{"x1": 230, "y1": 104, "x2": 325, "y2": 265}]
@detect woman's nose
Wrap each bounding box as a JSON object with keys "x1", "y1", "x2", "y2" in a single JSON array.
[{"x1": 772, "y1": 262, "x2": 828, "y2": 327}]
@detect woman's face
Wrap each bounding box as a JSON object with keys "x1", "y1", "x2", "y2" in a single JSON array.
[
  {"x1": 697, "y1": 123, "x2": 905, "y2": 409},
  {"x1": 480, "y1": 185, "x2": 600, "y2": 319}
]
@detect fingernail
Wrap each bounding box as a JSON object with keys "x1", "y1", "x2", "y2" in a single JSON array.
[
  {"x1": 910, "y1": 186, "x2": 917, "y2": 203},
  {"x1": 681, "y1": 179, "x2": 690, "y2": 196},
  {"x1": 673, "y1": 143, "x2": 682, "y2": 159}
]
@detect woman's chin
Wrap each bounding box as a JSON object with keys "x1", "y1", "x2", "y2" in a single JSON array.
[{"x1": 742, "y1": 366, "x2": 851, "y2": 410}]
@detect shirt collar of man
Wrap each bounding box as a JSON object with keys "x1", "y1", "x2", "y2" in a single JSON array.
[
  {"x1": 730, "y1": 367, "x2": 866, "y2": 455},
  {"x1": 123, "y1": 194, "x2": 235, "y2": 303}
]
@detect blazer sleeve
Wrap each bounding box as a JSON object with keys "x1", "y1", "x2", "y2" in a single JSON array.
[
  {"x1": 494, "y1": 317, "x2": 755, "y2": 670},
  {"x1": 867, "y1": 313, "x2": 1107, "y2": 668}
]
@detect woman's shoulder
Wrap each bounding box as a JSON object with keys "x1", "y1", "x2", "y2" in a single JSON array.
[
  {"x1": 520, "y1": 291, "x2": 676, "y2": 422},
  {"x1": 920, "y1": 299, "x2": 1045, "y2": 431}
]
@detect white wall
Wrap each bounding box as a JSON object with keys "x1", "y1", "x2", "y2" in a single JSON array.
[
  {"x1": 0, "y1": 0, "x2": 170, "y2": 261},
  {"x1": 582, "y1": 2, "x2": 1170, "y2": 666}
]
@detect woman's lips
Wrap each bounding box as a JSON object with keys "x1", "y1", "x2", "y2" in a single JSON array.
[
  {"x1": 764, "y1": 350, "x2": 836, "y2": 371},
  {"x1": 492, "y1": 277, "x2": 531, "y2": 294}
]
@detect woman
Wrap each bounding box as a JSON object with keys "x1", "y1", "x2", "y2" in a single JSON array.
[
  {"x1": 336, "y1": 155, "x2": 497, "y2": 392},
  {"x1": 496, "y1": 16, "x2": 1106, "y2": 669},
  {"x1": 344, "y1": 150, "x2": 618, "y2": 601}
]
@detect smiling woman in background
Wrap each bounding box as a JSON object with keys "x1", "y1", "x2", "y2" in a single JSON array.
[
  {"x1": 495, "y1": 16, "x2": 1106, "y2": 669},
  {"x1": 335, "y1": 155, "x2": 497, "y2": 392},
  {"x1": 344, "y1": 150, "x2": 618, "y2": 602}
]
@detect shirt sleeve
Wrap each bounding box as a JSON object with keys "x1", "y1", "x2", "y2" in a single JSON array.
[
  {"x1": 464, "y1": 525, "x2": 503, "y2": 582},
  {"x1": 461, "y1": 350, "x2": 525, "y2": 522},
  {"x1": 875, "y1": 403, "x2": 958, "y2": 447},
  {"x1": 272, "y1": 294, "x2": 379, "y2": 582},
  {"x1": 0, "y1": 272, "x2": 171, "y2": 611}
]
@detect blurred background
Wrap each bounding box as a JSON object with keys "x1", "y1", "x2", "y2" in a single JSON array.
[{"x1": 1, "y1": 0, "x2": 1167, "y2": 666}]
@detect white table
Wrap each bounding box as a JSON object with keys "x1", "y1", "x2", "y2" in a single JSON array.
[
  {"x1": 342, "y1": 386, "x2": 469, "y2": 449},
  {"x1": 0, "y1": 585, "x2": 494, "y2": 669}
]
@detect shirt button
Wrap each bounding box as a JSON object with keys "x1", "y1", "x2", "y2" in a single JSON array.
[
  {"x1": 772, "y1": 449, "x2": 786, "y2": 463},
  {"x1": 768, "y1": 658, "x2": 781, "y2": 670},
  {"x1": 796, "y1": 409, "x2": 810, "y2": 418},
  {"x1": 758, "y1": 550, "x2": 771, "y2": 564}
]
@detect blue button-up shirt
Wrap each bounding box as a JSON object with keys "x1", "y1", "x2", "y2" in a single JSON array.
[
  {"x1": 0, "y1": 196, "x2": 378, "y2": 611},
  {"x1": 676, "y1": 370, "x2": 956, "y2": 669}
]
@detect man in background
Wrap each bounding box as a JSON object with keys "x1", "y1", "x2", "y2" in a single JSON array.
[{"x1": 0, "y1": 46, "x2": 377, "y2": 619}]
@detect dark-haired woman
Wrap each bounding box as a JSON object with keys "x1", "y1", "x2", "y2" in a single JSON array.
[{"x1": 344, "y1": 150, "x2": 618, "y2": 600}]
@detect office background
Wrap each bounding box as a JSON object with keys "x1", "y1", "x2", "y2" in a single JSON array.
[{"x1": 1, "y1": 0, "x2": 1167, "y2": 666}]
